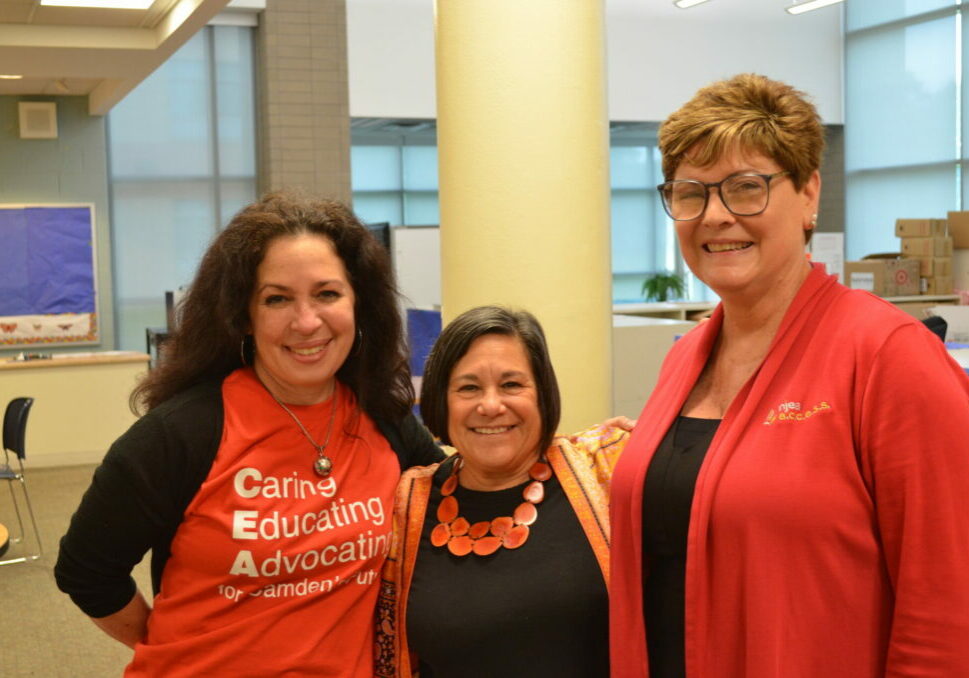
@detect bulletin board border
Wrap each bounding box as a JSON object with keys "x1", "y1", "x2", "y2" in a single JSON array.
[{"x1": 0, "y1": 203, "x2": 100, "y2": 349}]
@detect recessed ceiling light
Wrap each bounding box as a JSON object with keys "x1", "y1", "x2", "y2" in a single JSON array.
[
  {"x1": 674, "y1": 0, "x2": 712, "y2": 7},
  {"x1": 0, "y1": 74, "x2": 24, "y2": 80},
  {"x1": 786, "y1": 0, "x2": 845, "y2": 15},
  {"x1": 40, "y1": 0, "x2": 154, "y2": 9}
]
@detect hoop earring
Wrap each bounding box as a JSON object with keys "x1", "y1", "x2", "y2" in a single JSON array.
[
  {"x1": 240, "y1": 335, "x2": 252, "y2": 366},
  {"x1": 352, "y1": 328, "x2": 363, "y2": 357}
]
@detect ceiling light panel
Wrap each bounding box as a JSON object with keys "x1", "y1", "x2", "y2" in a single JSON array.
[
  {"x1": 40, "y1": 0, "x2": 155, "y2": 9},
  {"x1": 786, "y1": 0, "x2": 845, "y2": 15},
  {"x1": 674, "y1": 0, "x2": 712, "y2": 7}
]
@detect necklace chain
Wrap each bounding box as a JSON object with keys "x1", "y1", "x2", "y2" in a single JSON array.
[
  {"x1": 263, "y1": 383, "x2": 339, "y2": 478},
  {"x1": 430, "y1": 455, "x2": 551, "y2": 557}
]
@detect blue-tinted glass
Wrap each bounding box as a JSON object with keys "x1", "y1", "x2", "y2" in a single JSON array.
[
  {"x1": 215, "y1": 27, "x2": 256, "y2": 176},
  {"x1": 402, "y1": 146, "x2": 438, "y2": 191},
  {"x1": 613, "y1": 273, "x2": 646, "y2": 303},
  {"x1": 110, "y1": 31, "x2": 212, "y2": 177},
  {"x1": 403, "y1": 192, "x2": 439, "y2": 225},
  {"x1": 112, "y1": 180, "x2": 216, "y2": 350},
  {"x1": 611, "y1": 147, "x2": 652, "y2": 189},
  {"x1": 845, "y1": 16, "x2": 956, "y2": 170},
  {"x1": 611, "y1": 191, "x2": 653, "y2": 274},
  {"x1": 846, "y1": 0, "x2": 953, "y2": 31},
  {"x1": 220, "y1": 178, "x2": 257, "y2": 226},
  {"x1": 351, "y1": 146, "x2": 401, "y2": 190},
  {"x1": 108, "y1": 26, "x2": 257, "y2": 350},
  {"x1": 354, "y1": 192, "x2": 403, "y2": 225},
  {"x1": 845, "y1": 165, "x2": 957, "y2": 260}
]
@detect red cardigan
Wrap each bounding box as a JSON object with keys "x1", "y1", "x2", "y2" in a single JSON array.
[{"x1": 610, "y1": 264, "x2": 969, "y2": 677}]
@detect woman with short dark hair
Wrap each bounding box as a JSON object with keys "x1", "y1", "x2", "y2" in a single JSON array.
[
  {"x1": 376, "y1": 305, "x2": 627, "y2": 677},
  {"x1": 55, "y1": 191, "x2": 443, "y2": 676}
]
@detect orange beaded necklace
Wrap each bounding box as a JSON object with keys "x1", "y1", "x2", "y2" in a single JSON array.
[{"x1": 430, "y1": 455, "x2": 552, "y2": 556}]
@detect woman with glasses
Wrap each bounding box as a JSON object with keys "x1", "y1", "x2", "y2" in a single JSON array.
[{"x1": 609, "y1": 73, "x2": 969, "y2": 678}]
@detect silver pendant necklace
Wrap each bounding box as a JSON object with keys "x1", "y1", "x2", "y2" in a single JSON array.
[{"x1": 263, "y1": 383, "x2": 339, "y2": 477}]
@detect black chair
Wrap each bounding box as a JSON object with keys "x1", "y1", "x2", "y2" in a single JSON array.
[
  {"x1": 922, "y1": 315, "x2": 948, "y2": 342},
  {"x1": 1, "y1": 397, "x2": 41, "y2": 565}
]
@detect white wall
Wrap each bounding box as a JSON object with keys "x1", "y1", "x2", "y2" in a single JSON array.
[{"x1": 346, "y1": 0, "x2": 843, "y2": 124}]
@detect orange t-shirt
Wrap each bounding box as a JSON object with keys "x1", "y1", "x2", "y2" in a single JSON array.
[{"x1": 125, "y1": 369, "x2": 401, "y2": 677}]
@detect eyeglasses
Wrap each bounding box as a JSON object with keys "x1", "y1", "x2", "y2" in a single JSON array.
[{"x1": 657, "y1": 171, "x2": 790, "y2": 221}]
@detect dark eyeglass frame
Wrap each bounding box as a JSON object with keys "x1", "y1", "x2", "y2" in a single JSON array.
[{"x1": 656, "y1": 170, "x2": 790, "y2": 221}]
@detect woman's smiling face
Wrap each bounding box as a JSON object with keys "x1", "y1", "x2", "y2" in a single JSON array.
[
  {"x1": 248, "y1": 234, "x2": 356, "y2": 405},
  {"x1": 446, "y1": 333, "x2": 543, "y2": 491},
  {"x1": 673, "y1": 146, "x2": 819, "y2": 303}
]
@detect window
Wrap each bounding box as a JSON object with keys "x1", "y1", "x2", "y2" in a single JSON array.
[
  {"x1": 108, "y1": 26, "x2": 257, "y2": 351},
  {"x1": 845, "y1": 3, "x2": 961, "y2": 260},
  {"x1": 350, "y1": 120, "x2": 715, "y2": 303}
]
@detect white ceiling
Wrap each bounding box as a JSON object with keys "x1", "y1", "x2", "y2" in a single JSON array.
[{"x1": 0, "y1": 0, "x2": 238, "y2": 114}]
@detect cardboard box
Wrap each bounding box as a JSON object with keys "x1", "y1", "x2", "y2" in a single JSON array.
[
  {"x1": 947, "y1": 211, "x2": 969, "y2": 248},
  {"x1": 844, "y1": 257, "x2": 920, "y2": 297},
  {"x1": 900, "y1": 236, "x2": 953, "y2": 258},
  {"x1": 920, "y1": 276, "x2": 953, "y2": 295},
  {"x1": 910, "y1": 256, "x2": 952, "y2": 277},
  {"x1": 953, "y1": 249, "x2": 969, "y2": 290},
  {"x1": 895, "y1": 218, "x2": 947, "y2": 238}
]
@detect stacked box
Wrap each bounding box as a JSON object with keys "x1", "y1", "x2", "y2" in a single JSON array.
[
  {"x1": 896, "y1": 221, "x2": 954, "y2": 293},
  {"x1": 900, "y1": 236, "x2": 953, "y2": 258},
  {"x1": 921, "y1": 276, "x2": 954, "y2": 294},
  {"x1": 948, "y1": 212, "x2": 969, "y2": 291},
  {"x1": 947, "y1": 212, "x2": 969, "y2": 248},
  {"x1": 844, "y1": 257, "x2": 920, "y2": 297},
  {"x1": 895, "y1": 218, "x2": 947, "y2": 238}
]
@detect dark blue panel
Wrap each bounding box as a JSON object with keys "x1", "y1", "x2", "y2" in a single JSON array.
[
  {"x1": 25, "y1": 207, "x2": 95, "y2": 314},
  {"x1": 407, "y1": 308, "x2": 442, "y2": 376},
  {"x1": 0, "y1": 209, "x2": 31, "y2": 315}
]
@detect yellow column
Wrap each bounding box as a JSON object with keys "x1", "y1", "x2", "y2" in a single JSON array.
[{"x1": 435, "y1": 0, "x2": 612, "y2": 431}]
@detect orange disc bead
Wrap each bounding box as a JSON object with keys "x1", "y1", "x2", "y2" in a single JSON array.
[
  {"x1": 441, "y1": 474, "x2": 458, "y2": 496},
  {"x1": 451, "y1": 517, "x2": 470, "y2": 536},
  {"x1": 430, "y1": 523, "x2": 451, "y2": 547},
  {"x1": 513, "y1": 501, "x2": 538, "y2": 526},
  {"x1": 472, "y1": 536, "x2": 502, "y2": 556},
  {"x1": 437, "y1": 495, "x2": 458, "y2": 523},
  {"x1": 468, "y1": 521, "x2": 491, "y2": 539},
  {"x1": 502, "y1": 524, "x2": 530, "y2": 549},
  {"x1": 490, "y1": 516, "x2": 514, "y2": 537},
  {"x1": 530, "y1": 461, "x2": 552, "y2": 481},
  {"x1": 447, "y1": 535, "x2": 473, "y2": 556},
  {"x1": 523, "y1": 480, "x2": 545, "y2": 504}
]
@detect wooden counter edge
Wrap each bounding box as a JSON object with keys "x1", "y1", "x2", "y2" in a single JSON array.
[{"x1": 0, "y1": 351, "x2": 150, "y2": 371}]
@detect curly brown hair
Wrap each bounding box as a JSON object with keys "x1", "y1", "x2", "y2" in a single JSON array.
[
  {"x1": 132, "y1": 191, "x2": 414, "y2": 422},
  {"x1": 658, "y1": 73, "x2": 824, "y2": 192}
]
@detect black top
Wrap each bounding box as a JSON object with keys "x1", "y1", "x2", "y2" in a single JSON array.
[
  {"x1": 642, "y1": 416, "x2": 720, "y2": 678},
  {"x1": 54, "y1": 378, "x2": 443, "y2": 618},
  {"x1": 407, "y1": 457, "x2": 609, "y2": 677}
]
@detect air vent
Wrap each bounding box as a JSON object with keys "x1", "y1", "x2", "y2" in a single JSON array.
[{"x1": 18, "y1": 102, "x2": 58, "y2": 139}]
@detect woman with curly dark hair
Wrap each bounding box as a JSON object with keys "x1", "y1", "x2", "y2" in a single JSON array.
[{"x1": 55, "y1": 191, "x2": 442, "y2": 677}]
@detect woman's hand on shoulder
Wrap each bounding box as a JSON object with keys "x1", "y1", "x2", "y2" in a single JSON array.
[{"x1": 602, "y1": 415, "x2": 637, "y2": 432}]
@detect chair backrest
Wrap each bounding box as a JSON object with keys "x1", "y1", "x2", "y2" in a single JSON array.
[
  {"x1": 3, "y1": 397, "x2": 34, "y2": 461},
  {"x1": 922, "y1": 315, "x2": 948, "y2": 342}
]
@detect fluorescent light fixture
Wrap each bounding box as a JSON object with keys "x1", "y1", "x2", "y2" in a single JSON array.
[
  {"x1": 0, "y1": 74, "x2": 24, "y2": 80},
  {"x1": 40, "y1": 0, "x2": 154, "y2": 8},
  {"x1": 786, "y1": 0, "x2": 845, "y2": 15},
  {"x1": 674, "y1": 0, "x2": 712, "y2": 7}
]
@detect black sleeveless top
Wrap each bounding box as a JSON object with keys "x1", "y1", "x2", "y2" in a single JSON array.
[{"x1": 642, "y1": 416, "x2": 720, "y2": 678}]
